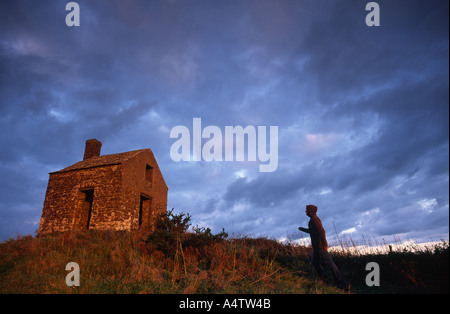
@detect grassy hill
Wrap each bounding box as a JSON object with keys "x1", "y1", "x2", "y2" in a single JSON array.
[{"x1": 0, "y1": 210, "x2": 448, "y2": 294}]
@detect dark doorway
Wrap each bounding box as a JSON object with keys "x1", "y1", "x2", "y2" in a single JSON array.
[
  {"x1": 139, "y1": 195, "x2": 151, "y2": 228},
  {"x1": 75, "y1": 189, "x2": 94, "y2": 229}
]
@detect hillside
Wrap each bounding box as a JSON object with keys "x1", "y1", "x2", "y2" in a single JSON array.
[{"x1": 0, "y1": 210, "x2": 448, "y2": 294}]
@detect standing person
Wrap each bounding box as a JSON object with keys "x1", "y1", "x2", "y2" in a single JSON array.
[{"x1": 298, "y1": 204, "x2": 348, "y2": 290}]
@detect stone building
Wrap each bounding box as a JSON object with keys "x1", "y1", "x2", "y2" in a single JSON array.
[{"x1": 38, "y1": 139, "x2": 168, "y2": 235}]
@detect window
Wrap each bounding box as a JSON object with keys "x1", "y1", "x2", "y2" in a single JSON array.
[
  {"x1": 145, "y1": 164, "x2": 153, "y2": 184},
  {"x1": 75, "y1": 188, "x2": 94, "y2": 230}
]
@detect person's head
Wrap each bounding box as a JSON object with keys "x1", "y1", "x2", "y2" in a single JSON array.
[{"x1": 305, "y1": 204, "x2": 318, "y2": 217}]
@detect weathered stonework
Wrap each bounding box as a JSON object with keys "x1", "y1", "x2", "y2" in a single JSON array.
[{"x1": 38, "y1": 139, "x2": 168, "y2": 235}]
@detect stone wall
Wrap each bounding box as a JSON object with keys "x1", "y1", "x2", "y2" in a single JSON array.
[
  {"x1": 38, "y1": 164, "x2": 126, "y2": 234},
  {"x1": 122, "y1": 149, "x2": 168, "y2": 231}
]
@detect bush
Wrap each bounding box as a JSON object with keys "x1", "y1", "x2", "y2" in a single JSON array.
[{"x1": 139, "y1": 209, "x2": 228, "y2": 261}]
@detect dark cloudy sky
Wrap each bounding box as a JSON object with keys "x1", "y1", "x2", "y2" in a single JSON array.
[{"x1": 0, "y1": 0, "x2": 448, "y2": 244}]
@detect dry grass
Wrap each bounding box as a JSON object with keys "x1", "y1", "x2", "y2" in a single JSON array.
[
  {"x1": 0, "y1": 211, "x2": 447, "y2": 294},
  {"x1": 0, "y1": 230, "x2": 342, "y2": 294}
]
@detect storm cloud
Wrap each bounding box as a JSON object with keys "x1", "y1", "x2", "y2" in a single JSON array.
[{"x1": 0, "y1": 0, "x2": 448, "y2": 244}]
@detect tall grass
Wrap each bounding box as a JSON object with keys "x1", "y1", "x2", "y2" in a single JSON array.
[{"x1": 0, "y1": 210, "x2": 448, "y2": 294}]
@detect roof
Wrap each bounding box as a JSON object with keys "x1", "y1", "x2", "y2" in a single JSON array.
[{"x1": 51, "y1": 149, "x2": 148, "y2": 174}]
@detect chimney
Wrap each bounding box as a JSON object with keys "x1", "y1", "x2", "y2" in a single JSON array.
[{"x1": 83, "y1": 139, "x2": 102, "y2": 160}]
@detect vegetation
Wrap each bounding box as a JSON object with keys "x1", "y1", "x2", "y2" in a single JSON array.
[{"x1": 0, "y1": 210, "x2": 448, "y2": 294}]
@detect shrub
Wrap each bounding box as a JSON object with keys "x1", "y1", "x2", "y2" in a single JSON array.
[{"x1": 139, "y1": 209, "x2": 228, "y2": 262}]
